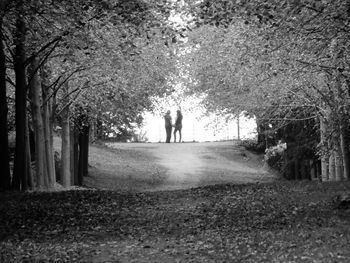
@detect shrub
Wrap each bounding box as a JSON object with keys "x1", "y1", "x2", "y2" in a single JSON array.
[
  {"x1": 240, "y1": 139, "x2": 265, "y2": 153},
  {"x1": 264, "y1": 142, "x2": 287, "y2": 172}
]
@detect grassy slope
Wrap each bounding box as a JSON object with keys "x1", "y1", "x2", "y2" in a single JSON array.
[{"x1": 86, "y1": 143, "x2": 168, "y2": 192}]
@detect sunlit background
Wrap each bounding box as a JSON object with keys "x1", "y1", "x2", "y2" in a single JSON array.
[
  {"x1": 135, "y1": 9, "x2": 258, "y2": 143},
  {"x1": 140, "y1": 100, "x2": 257, "y2": 143}
]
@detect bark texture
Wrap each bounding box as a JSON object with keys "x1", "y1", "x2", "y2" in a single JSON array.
[
  {"x1": 29, "y1": 57, "x2": 47, "y2": 189},
  {"x1": 13, "y1": 10, "x2": 28, "y2": 190},
  {"x1": 60, "y1": 83, "x2": 71, "y2": 187},
  {"x1": 0, "y1": 17, "x2": 11, "y2": 190}
]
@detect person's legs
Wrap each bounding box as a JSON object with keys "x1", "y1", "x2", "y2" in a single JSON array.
[
  {"x1": 173, "y1": 128, "x2": 178, "y2": 142},
  {"x1": 165, "y1": 126, "x2": 172, "y2": 143},
  {"x1": 179, "y1": 128, "x2": 182, "y2": 142}
]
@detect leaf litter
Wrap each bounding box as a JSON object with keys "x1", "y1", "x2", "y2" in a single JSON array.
[{"x1": 1, "y1": 181, "x2": 350, "y2": 262}]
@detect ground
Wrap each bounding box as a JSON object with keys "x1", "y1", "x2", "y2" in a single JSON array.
[
  {"x1": 86, "y1": 141, "x2": 276, "y2": 192},
  {"x1": 1, "y1": 141, "x2": 350, "y2": 262}
]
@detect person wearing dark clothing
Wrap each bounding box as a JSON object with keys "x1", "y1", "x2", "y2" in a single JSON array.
[
  {"x1": 164, "y1": 110, "x2": 172, "y2": 143},
  {"x1": 173, "y1": 110, "x2": 183, "y2": 143}
]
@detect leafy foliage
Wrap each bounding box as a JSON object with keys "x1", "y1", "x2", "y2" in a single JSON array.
[{"x1": 180, "y1": 0, "x2": 350, "y2": 178}]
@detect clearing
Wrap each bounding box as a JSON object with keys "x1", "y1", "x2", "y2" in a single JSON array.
[{"x1": 86, "y1": 141, "x2": 276, "y2": 192}]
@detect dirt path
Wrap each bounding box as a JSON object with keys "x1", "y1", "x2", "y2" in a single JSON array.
[{"x1": 87, "y1": 141, "x2": 276, "y2": 192}]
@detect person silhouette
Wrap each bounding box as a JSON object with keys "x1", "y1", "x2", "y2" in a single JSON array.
[
  {"x1": 164, "y1": 110, "x2": 172, "y2": 143},
  {"x1": 173, "y1": 110, "x2": 183, "y2": 143}
]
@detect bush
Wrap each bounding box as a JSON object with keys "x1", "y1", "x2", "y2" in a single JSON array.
[
  {"x1": 264, "y1": 142, "x2": 286, "y2": 172},
  {"x1": 240, "y1": 139, "x2": 265, "y2": 153}
]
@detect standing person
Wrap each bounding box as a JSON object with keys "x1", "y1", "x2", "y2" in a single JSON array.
[
  {"x1": 174, "y1": 109, "x2": 183, "y2": 143},
  {"x1": 164, "y1": 110, "x2": 172, "y2": 143}
]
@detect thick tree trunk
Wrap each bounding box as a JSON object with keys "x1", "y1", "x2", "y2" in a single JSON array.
[
  {"x1": 316, "y1": 160, "x2": 321, "y2": 181},
  {"x1": 83, "y1": 125, "x2": 90, "y2": 177},
  {"x1": 28, "y1": 57, "x2": 46, "y2": 189},
  {"x1": 77, "y1": 133, "x2": 84, "y2": 186},
  {"x1": 77, "y1": 124, "x2": 90, "y2": 185},
  {"x1": 61, "y1": 118, "x2": 71, "y2": 187},
  {"x1": 328, "y1": 151, "x2": 336, "y2": 181},
  {"x1": 42, "y1": 85, "x2": 55, "y2": 188},
  {"x1": 13, "y1": 11, "x2": 28, "y2": 190},
  {"x1": 335, "y1": 142, "x2": 344, "y2": 181},
  {"x1": 71, "y1": 127, "x2": 79, "y2": 185},
  {"x1": 255, "y1": 117, "x2": 265, "y2": 147},
  {"x1": 25, "y1": 116, "x2": 33, "y2": 189},
  {"x1": 48, "y1": 94, "x2": 56, "y2": 181},
  {"x1": 41, "y1": 67, "x2": 56, "y2": 183},
  {"x1": 70, "y1": 126, "x2": 76, "y2": 185},
  {"x1": 0, "y1": 18, "x2": 11, "y2": 191},
  {"x1": 60, "y1": 83, "x2": 71, "y2": 187}
]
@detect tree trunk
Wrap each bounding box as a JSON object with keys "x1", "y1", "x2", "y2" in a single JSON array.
[
  {"x1": 335, "y1": 142, "x2": 343, "y2": 181},
  {"x1": 40, "y1": 65, "x2": 56, "y2": 185},
  {"x1": 71, "y1": 127, "x2": 79, "y2": 185},
  {"x1": 83, "y1": 125, "x2": 90, "y2": 177},
  {"x1": 96, "y1": 118, "x2": 103, "y2": 140},
  {"x1": 0, "y1": 17, "x2": 11, "y2": 191},
  {"x1": 28, "y1": 57, "x2": 46, "y2": 189},
  {"x1": 316, "y1": 160, "x2": 321, "y2": 181},
  {"x1": 77, "y1": 124, "x2": 90, "y2": 185},
  {"x1": 77, "y1": 132, "x2": 84, "y2": 186},
  {"x1": 340, "y1": 124, "x2": 350, "y2": 180},
  {"x1": 329, "y1": 151, "x2": 336, "y2": 181},
  {"x1": 255, "y1": 117, "x2": 265, "y2": 147},
  {"x1": 61, "y1": 118, "x2": 71, "y2": 187},
  {"x1": 310, "y1": 160, "x2": 316, "y2": 180},
  {"x1": 42, "y1": 84, "x2": 55, "y2": 188},
  {"x1": 70, "y1": 126, "x2": 76, "y2": 185},
  {"x1": 294, "y1": 159, "x2": 300, "y2": 180},
  {"x1": 237, "y1": 113, "x2": 240, "y2": 141},
  {"x1": 320, "y1": 117, "x2": 329, "y2": 181},
  {"x1": 60, "y1": 83, "x2": 71, "y2": 187},
  {"x1": 300, "y1": 160, "x2": 306, "y2": 180},
  {"x1": 12, "y1": 10, "x2": 28, "y2": 190},
  {"x1": 48, "y1": 94, "x2": 56, "y2": 181},
  {"x1": 25, "y1": 116, "x2": 33, "y2": 189},
  {"x1": 302, "y1": 160, "x2": 310, "y2": 180},
  {"x1": 283, "y1": 149, "x2": 292, "y2": 179}
]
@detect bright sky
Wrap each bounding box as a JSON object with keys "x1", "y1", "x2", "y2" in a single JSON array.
[{"x1": 141, "y1": 103, "x2": 257, "y2": 143}]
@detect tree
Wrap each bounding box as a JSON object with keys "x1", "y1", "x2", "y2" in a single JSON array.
[
  {"x1": 182, "y1": 0, "x2": 350, "y2": 181},
  {"x1": 1, "y1": 0, "x2": 183, "y2": 190},
  {"x1": 45, "y1": 0, "x2": 177, "y2": 185},
  {"x1": 0, "y1": 0, "x2": 11, "y2": 191},
  {"x1": 28, "y1": 57, "x2": 47, "y2": 188},
  {"x1": 12, "y1": 0, "x2": 29, "y2": 190}
]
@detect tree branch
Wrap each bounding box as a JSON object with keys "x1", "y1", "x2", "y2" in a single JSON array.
[
  {"x1": 295, "y1": 59, "x2": 338, "y2": 71},
  {"x1": 42, "y1": 66, "x2": 88, "y2": 106},
  {"x1": 25, "y1": 33, "x2": 66, "y2": 66}
]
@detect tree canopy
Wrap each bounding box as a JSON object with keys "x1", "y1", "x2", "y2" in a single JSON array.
[{"x1": 2, "y1": 0, "x2": 350, "y2": 190}]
